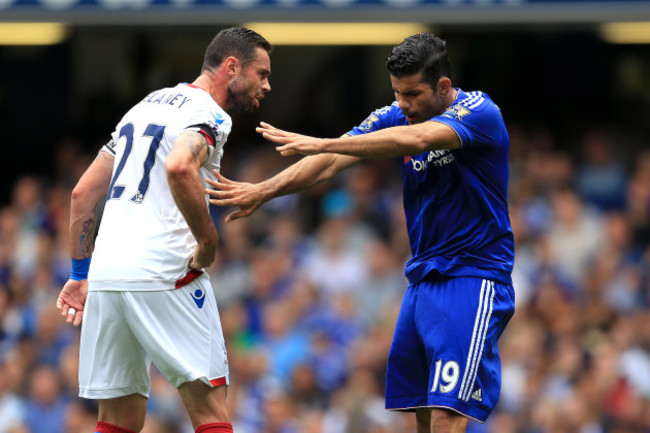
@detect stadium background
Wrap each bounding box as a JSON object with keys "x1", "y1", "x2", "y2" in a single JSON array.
[{"x1": 1, "y1": 2, "x2": 650, "y2": 432}]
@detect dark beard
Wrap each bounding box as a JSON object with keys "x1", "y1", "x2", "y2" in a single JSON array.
[{"x1": 226, "y1": 80, "x2": 254, "y2": 115}]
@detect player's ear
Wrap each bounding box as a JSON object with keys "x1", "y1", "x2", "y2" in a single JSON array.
[
  {"x1": 223, "y1": 56, "x2": 240, "y2": 77},
  {"x1": 437, "y1": 76, "x2": 452, "y2": 96}
]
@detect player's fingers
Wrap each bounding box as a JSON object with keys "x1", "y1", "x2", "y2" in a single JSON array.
[
  {"x1": 259, "y1": 121, "x2": 280, "y2": 131},
  {"x1": 258, "y1": 127, "x2": 293, "y2": 139},
  {"x1": 263, "y1": 132, "x2": 292, "y2": 144},
  {"x1": 65, "y1": 307, "x2": 77, "y2": 323},
  {"x1": 73, "y1": 311, "x2": 83, "y2": 327},
  {"x1": 279, "y1": 149, "x2": 298, "y2": 157},
  {"x1": 260, "y1": 122, "x2": 296, "y2": 137},
  {"x1": 257, "y1": 128, "x2": 277, "y2": 139},
  {"x1": 212, "y1": 170, "x2": 234, "y2": 184},
  {"x1": 208, "y1": 196, "x2": 238, "y2": 206},
  {"x1": 225, "y1": 209, "x2": 249, "y2": 223},
  {"x1": 206, "y1": 190, "x2": 223, "y2": 200},
  {"x1": 58, "y1": 298, "x2": 71, "y2": 315},
  {"x1": 206, "y1": 176, "x2": 231, "y2": 190},
  {"x1": 204, "y1": 185, "x2": 231, "y2": 197}
]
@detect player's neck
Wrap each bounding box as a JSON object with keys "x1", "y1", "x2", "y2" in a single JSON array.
[
  {"x1": 192, "y1": 72, "x2": 229, "y2": 110},
  {"x1": 446, "y1": 88, "x2": 458, "y2": 106},
  {"x1": 191, "y1": 75, "x2": 212, "y2": 96}
]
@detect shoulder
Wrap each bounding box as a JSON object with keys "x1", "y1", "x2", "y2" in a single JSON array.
[
  {"x1": 187, "y1": 91, "x2": 233, "y2": 135},
  {"x1": 359, "y1": 102, "x2": 404, "y2": 130},
  {"x1": 457, "y1": 91, "x2": 489, "y2": 110},
  {"x1": 441, "y1": 90, "x2": 503, "y2": 124}
]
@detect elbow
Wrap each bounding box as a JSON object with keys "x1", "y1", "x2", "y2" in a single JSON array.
[
  {"x1": 165, "y1": 156, "x2": 193, "y2": 182},
  {"x1": 410, "y1": 136, "x2": 430, "y2": 155},
  {"x1": 71, "y1": 184, "x2": 88, "y2": 202}
]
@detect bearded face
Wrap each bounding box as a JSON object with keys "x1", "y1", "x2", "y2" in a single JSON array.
[
  {"x1": 225, "y1": 48, "x2": 271, "y2": 115},
  {"x1": 226, "y1": 75, "x2": 259, "y2": 114}
]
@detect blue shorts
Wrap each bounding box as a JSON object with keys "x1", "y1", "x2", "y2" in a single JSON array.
[{"x1": 385, "y1": 275, "x2": 515, "y2": 422}]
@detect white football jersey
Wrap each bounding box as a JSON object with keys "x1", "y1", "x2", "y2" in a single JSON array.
[{"x1": 88, "y1": 83, "x2": 232, "y2": 291}]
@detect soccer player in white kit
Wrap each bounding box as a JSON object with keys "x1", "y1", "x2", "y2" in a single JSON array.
[{"x1": 56, "y1": 27, "x2": 271, "y2": 433}]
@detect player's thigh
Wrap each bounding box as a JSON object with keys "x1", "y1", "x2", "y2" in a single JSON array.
[
  {"x1": 79, "y1": 291, "x2": 151, "y2": 399},
  {"x1": 416, "y1": 277, "x2": 515, "y2": 422},
  {"x1": 123, "y1": 276, "x2": 229, "y2": 389},
  {"x1": 385, "y1": 283, "x2": 431, "y2": 408}
]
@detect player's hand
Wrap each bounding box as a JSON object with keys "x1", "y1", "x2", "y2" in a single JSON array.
[
  {"x1": 256, "y1": 122, "x2": 326, "y2": 156},
  {"x1": 56, "y1": 279, "x2": 88, "y2": 327},
  {"x1": 190, "y1": 240, "x2": 217, "y2": 270},
  {"x1": 206, "y1": 170, "x2": 267, "y2": 222}
]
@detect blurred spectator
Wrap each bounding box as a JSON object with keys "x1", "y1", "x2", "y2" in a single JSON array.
[
  {"x1": 0, "y1": 358, "x2": 26, "y2": 432},
  {"x1": 353, "y1": 238, "x2": 407, "y2": 325},
  {"x1": 10, "y1": 176, "x2": 49, "y2": 280},
  {"x1": 546, "y1": 187, "x2": 603, "y2": 285},
  {"x1": 575, "y1": 129, "x2": 627, "y2": 212},
  {"x1": 24, "y1": 366, "x2": 68, "y2": 433},
  {"x1": 625, "y1": 150, "x2": 650, "y2": 248},
  {"x1": 299, "y1": 216, "x2": 369, "y2": 296},
  {"x1": 258, "y1": 300, "x2": 310, "y2": 384}
]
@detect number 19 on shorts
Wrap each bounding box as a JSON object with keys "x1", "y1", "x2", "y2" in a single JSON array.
[{"x1": 431, "y1": 359, "x2": 460, "y2": 393}]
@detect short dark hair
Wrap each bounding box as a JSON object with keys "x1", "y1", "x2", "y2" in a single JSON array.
[
  {"x1": 202, "y1": 27, "x2": 272, "y2": 73},
  {"x1": 386, "y1": 33, "x2": 452, "y2": 88}
]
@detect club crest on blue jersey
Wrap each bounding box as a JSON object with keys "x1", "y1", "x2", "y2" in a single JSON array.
[
  {"x1": 359, "y1": 115, "x2": 380, "y2": 131},
  {"x1": 191, "y1": 288, "x2": 206, "y2": 308},
  {"x1": 442, "y1": 105, "x2": 471, "y2": 122}
]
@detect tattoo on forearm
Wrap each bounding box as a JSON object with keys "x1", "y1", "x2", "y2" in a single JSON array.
[{"x1": 78, "y1": 206, "x2": 97, "y2": 257}]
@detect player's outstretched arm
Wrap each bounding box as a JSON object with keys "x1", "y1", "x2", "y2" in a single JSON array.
[
  {"x1": 206, "y1": 149, "x2": 359, "y2": 222},
  {"x1": 258, "y1": 120, "x2": 460, "y2": 158},
  {"x1": 166, "y1": 130, "x2": 219, "y2": 269},
  {"x1": 256, "y1": 122, "x2": 328, "y2": 157}
]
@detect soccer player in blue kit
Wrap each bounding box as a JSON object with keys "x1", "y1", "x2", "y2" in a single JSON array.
[{"x1": 206, "y1": 33, "x2": 515, "y2": 433}]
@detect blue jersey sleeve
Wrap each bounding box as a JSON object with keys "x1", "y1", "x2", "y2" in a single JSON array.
[
  {"x1": 347, "y1": 102, "x2": 406, "y2": 135},
  {"x1": 432, "y1": 92, "x2": 508, "y2": 150}
]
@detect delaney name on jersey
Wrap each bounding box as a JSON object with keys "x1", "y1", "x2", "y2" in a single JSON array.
[{"x1": 143, "y1": 91, "x2": 192, "y2": 109}]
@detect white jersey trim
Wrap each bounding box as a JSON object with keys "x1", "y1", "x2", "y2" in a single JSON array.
[{"x1": 459, "y1": 91, "x2": 485, "y2": 110}]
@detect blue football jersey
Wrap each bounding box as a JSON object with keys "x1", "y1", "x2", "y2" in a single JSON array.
[{"x1": 348, "y1": 89, "x2": 514, "y2": 284}]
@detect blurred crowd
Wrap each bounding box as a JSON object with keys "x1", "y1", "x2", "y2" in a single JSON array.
[{"x1": 0, "y1": 123, "x2": 649, "y2": 433}]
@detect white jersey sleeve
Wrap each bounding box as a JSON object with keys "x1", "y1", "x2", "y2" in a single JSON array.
[{"x1": 89, "y1": 83, "x2": 232, "y2": 291}]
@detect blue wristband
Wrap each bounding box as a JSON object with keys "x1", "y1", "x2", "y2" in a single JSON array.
[{"x1": 70, "y1": 257, "x2": 91, "y2": 281}]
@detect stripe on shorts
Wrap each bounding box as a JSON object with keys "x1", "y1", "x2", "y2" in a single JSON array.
[{"x1": 458, "y1": 279, "x2": 495, "y2": 401}]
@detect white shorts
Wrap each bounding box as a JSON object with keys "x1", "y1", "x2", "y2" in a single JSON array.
[{"x1": 78, "y1": 275, "x2": 229, "y2": 399}]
